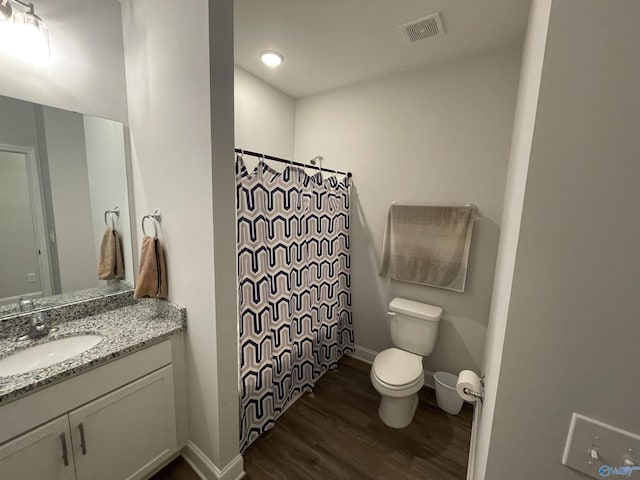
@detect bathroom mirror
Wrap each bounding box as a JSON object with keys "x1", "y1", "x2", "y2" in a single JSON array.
[{"x1": 0, "y1": 94, "x2": 136, "y2": 318}]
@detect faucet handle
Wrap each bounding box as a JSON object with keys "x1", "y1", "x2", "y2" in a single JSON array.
[
  {"x1": 28, "y1": 312, "x2": 49, "y2": 337},
  {"x1": 19, "y1": 297, "x2": 34, "y2": 312}
]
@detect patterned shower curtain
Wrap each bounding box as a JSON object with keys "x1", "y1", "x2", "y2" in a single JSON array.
[{"x1": 236, "y1": 157, "x2": 354, "y2": 450}]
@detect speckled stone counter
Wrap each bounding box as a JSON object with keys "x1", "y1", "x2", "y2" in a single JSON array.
[
  {"x1": 0, "y1": 287, "x2": 135, "y2": 339},
  {"x1": 0, "y1": 299, "x2": 186, "y2": 405},
  {"x1": 0, "y1": 281, "x2": 134, "y2": 319}
]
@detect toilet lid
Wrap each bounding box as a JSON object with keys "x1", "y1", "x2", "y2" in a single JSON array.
[{"x1": 373, "y1": 348, "x2": 423, "y2": 386}]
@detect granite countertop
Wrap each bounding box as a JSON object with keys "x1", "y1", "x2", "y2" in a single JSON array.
[
  {"x1": 0, "y1": 300, "x2": 186, "y2": 405},
  {"x1": 0, "y1": 281, "x2": 134, "y2": 319}
]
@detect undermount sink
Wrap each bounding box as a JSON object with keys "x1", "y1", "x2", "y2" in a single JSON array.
[{"x1": 0, "y1": 335, "x2": 103, "y2": 377}]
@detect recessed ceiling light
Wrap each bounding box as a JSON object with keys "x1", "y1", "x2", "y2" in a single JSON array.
[{"x1": 259, "y1": 50, "x2": 284, "y2": 68}]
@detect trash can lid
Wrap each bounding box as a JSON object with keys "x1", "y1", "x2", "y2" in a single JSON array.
[{"x1": 434, "y1": 371, "x2": 458, "y2": 389}]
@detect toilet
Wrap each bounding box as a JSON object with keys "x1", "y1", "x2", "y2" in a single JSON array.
[{"x1": 371, "y1": 298, "x2": 443, "y2": 428}]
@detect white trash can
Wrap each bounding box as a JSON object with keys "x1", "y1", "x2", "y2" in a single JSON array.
[{"x1": 434, "y1": 371, "x2": 464, "y2": 415}]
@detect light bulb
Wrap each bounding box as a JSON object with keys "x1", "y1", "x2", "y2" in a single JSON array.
[
  {"x1": 8, "y1": 10, "x2": 50, "y2": 64},
  {"x1": 259, "y1": 50, "x2": 284, "y2": 68}
]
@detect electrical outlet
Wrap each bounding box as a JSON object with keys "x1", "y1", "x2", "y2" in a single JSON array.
[
  {"x1": 26, "y1": 273, "x2": 38, "y2": 283},
  {"x1": 562, "y1": 413, "x2": 640, "y2": 479}
]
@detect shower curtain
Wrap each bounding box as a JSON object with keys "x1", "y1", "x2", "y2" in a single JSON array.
[{"x1": 237, "y1": 157, "x2": 354, "y2": 450}]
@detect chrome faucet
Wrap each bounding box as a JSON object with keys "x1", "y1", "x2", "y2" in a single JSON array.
[
  {"x1": 15, "y1": 298, "x2": 56, "y2": 342},
  {"x1": 19, "y1": 297, "x2": 34, "y2": 312}
]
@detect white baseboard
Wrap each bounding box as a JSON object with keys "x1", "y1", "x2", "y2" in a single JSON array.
[
  {"x1": 348, "y1": 344, "x2": 378, "y2": 364},
  {"x1": 423, "y1": 368, "x2": 436, "y2": 390},
  {"x1": 182, "y1": 441, "x2": 245, "y2": 480},
  {"x1": 347, "y1": 344, "x2": 435, "y2": 390}
]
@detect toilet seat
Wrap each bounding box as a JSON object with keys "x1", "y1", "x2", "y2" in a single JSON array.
[
  {"x1": 371, "y1": 368, "x2": 424, "y2": 399},
  {"x1": 372, "y1": 348, "x2": 423, "y2": 386},
  {"x1": 372, "y1": 370, "x2": 424, "y2": 391}
]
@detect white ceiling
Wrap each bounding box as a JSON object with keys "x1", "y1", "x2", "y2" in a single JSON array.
[{"x1": 234, "y1": 0, "x2": 531, "y2": 98}]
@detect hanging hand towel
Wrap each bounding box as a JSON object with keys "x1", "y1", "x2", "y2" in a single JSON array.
[
  {"x1": 379, "y1": 204, "x2": 475, "y2": 292},
  {"x1": 97, "y1": 227, "x2": 124, "y2": 280},
  {"x1": 133, "y1": 236, "x2": 168, "y2": 299}
]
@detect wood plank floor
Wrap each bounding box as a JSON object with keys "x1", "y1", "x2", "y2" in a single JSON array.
[
  {"x1": 152, "y1": 356, "x2": 472, "y2": 480},
  {"x1": 150, "y1": 456, "x2": 199, "y2": 480}
]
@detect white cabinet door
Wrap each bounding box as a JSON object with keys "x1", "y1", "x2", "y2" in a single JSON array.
[
  {"x1": 0, "y1": 415, "x2": 75, "y2": 480},
  {"x1": 69, "y1": 365, "x2": 177, "y2": 480}
]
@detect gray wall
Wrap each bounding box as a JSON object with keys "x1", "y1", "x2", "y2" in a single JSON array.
[
  {"x1": 234, "y1": 66, "x2": 295, "y2": 162},
  {"x1": 473, "y1": 0, "x2": 549, "y2": 473},
  {"x1": 84, "y1": 116, "x2": 134, "y2": 284},
  {"x1": 122, "y1": 0, "x2": 241, "y2": 472},
  {"x1": 0, "y1": 96, "x2": 40, "y2": 147},
  {"x1": 41, "y1": 107, "x2": 98, "y2": 293},
  {"x1": 0, "y1": 97, "x2": 43, "y2": 299},
  {"x1": 0, "y1": 0, "x2": 128, "y2": 122},
  {"x1": 483, "y1": 1, "x2": 640, "y2": 478},
  {"x1": 294, "y1": 45, "x2": 521, "y2": 378},
  {"x1": 0, "y1": 151, "x2": 41, "y2": 299}
]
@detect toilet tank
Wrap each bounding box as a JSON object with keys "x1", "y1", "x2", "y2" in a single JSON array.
[{"x1": 388, "y1": 298, "x2": 443, "y2": 356}]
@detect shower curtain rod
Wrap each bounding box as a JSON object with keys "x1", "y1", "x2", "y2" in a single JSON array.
[{"x1": 235, "y1": 148, "x2": 352, "y2": 178}]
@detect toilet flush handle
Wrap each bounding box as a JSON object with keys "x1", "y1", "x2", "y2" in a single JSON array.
[{"x1": 387, "y1": 312, "x2": 396, "y2": 317}]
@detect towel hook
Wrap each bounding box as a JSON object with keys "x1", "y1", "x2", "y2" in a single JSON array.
[
  {"x1": 142, "y1": 210, "x2": 162, "y2": 239},
  {"x1": 104, "y1": 207, "x2": 120, "y2": 229}
]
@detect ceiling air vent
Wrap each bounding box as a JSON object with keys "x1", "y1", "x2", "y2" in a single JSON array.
[{"x1": 400, "y1": 13, "x2": 445, "y2": 43}]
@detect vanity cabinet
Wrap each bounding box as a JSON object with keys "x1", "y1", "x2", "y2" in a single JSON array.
[
  {"x1": 0, "y1": 415, "x2": 74, "y2": 480},
  {"x1": 0, "y1": 337, "x2": 186, "y2": 480},
  {"x1": 70, "y1": 366, "x2": 176, "y2": 480}
]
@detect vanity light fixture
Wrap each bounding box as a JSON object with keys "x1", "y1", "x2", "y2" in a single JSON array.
[
  {"x1": 0, "y1": 0, "x2": 12, "y2": 21},
  {"x1": 0, "y1": 0, "x2": 50, "y2": 63},
  {"x1": 259, "y1": 50, "x2": 284, "y2": 68}
]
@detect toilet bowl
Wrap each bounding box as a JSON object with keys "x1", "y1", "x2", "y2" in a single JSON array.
[
  {"x1": 371, "y1": 298, "x2": 443, "y2": 428},
  {"x1": 371, "y1": 348, "x2": 424, "y2": 428}
]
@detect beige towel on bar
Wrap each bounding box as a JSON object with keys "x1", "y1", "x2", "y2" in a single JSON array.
[
  {"x1": 379, "y1": 205, "x2": 475, "y2": 292},
  {"x1": 97, "y1": 227, "x2": 124, "y2": 280},
  {"x1": 134, "y1": 236, "x2": 168, "y2": 299}
]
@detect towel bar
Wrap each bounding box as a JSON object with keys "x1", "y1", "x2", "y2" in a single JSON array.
[
  {"x1": 142, "y1": 210, "x2": 162, "y2": 239},
  {"x1": 391, "y1": 202, "x2": 479, "y2": 215},
  {"x1": 104, "y1": 207, "x2": 120, "y2": 229}
]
